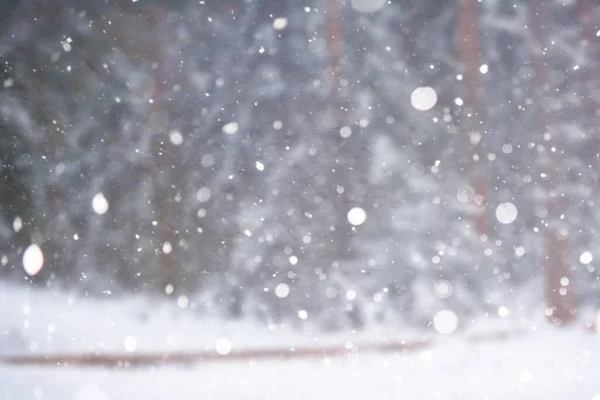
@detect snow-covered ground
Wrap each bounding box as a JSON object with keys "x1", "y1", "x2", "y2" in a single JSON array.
[
  {"x1": 0, "y1": 283, "x2": 543, "y2": 356},
  {"x1": 1, "y1": 284, "x2": 599, "y2": 399},
  {"x1": 2, "y1": 330, "x2": 599, "y2": 400},
  {"x1": 0, "y1": 284, "x2": 429, "y2": 356}
]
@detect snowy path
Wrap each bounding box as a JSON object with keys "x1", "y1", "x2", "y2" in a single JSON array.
[{"x1": 2, "y1": 330, "x2": 599, "y2": 400}]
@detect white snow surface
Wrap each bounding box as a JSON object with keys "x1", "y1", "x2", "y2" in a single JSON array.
[
  {"x1": 1, "y1": 330, "x2": 599, "y2": 399},
  {"x1": 0, "y1": 284, "x2": 428, "y2": 356},
  {"x1": 1, "y1": 284, "x2": 599, "y2": 399}
]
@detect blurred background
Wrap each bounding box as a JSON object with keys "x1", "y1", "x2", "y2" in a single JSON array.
[{"x1": 1, "y1": 0, "x2": 599, "y2": 334}]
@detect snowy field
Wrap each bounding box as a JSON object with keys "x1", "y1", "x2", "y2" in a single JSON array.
[
  {"x1": 0, "y1": 284, "x2": 429, "y2": 355},
  {"x1": 1, "y1": 284, "x2": 599, "y2": 399},
  {"x1": 2, "y1": 330, "x2": 599, "y2": 400}
]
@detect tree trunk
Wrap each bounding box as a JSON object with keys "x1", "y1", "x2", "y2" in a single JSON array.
[
  {"x1": 579, "y1": 0, "x2": 600, "y2": 147},
  {"x1": 147, "y1": 6, "x2": 178, "y2": 293},
  {"x1": 326, "y1": 0, "x2": 354, "y2": 261},
  {"x1": 325, "y1": 0, "x2": 365, "y2": 329},
  {"x1": 528, "y1": 0, "x2": 575, "y2": 325},
  {"x1": 456, "y1": 0, "x2": 488, "y2": 236},
  {"x1": 326, "y1": 0, "x2": 344, "y2": 127}
]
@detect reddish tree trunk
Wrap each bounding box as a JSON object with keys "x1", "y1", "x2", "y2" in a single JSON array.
[
  {"x1": 456, "y1": 0, "x2": 488, "y2": 236},
  {"x1": 579, "y1": 0, "x2": 600, "y2": 147},
  {"x1": 326, "y1": 0, "x2": 344, "y2": 126},
  {"x1": 528, "y1": 0, "x2": 575, "y2": 325}
]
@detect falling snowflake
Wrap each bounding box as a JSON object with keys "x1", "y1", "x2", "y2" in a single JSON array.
[
  {"x1": 201, "y1": 154, "x2": 215, "y2": 168},
  {"x1": 340, "y1": 126, "x2": 352, "y2": 138},
  {"x1": 92, "y1": 193, "x2": 109, "y2": 215},
  {"x1": 433, "y1": 280, "x2": 453, "y2": 299},
  {"x1": 297, "y1": 309, "x2": 308, "y2": 320},
  {"x1": 215, "y1": 338, "x2": 232, "y2": 355},
  {"x1": 12, "y1": 216, "x2": 22, "y2": 232},
  {"x1": 23, "y1": 244, "x2": 44, "y2": 276},
  {"x1": 411, "y1": 86, "x2": 438, "y2": 111},
  {"x1": 275, "y1": 283, "x2": 290, "y2": 299},
  {"x1": 273, "y1": 17, "x2": 288, "y2": 30},
  {"x1": 433, "y1": 310, "x2": 458, "y2": 334},
  {"x1": 495, "y1": 202, "x2": 518, "y2": 224},
  {"x1": 580, "y1": 251, "x2": 593, "y2": 265},
  {"x1": 347, "y1": 207, "x2": 367, "y2": 226},
  {"x1": 165, "y1": 284, "x2": 174, "y2": 295},
  {"x1": 177, "y1": 295, "x2": 189, "y2": 309},
  {"x1": 222, "y1": 122, "x2": 239, "y2": 134},
  {"x1": 169, "y1": 130, "x2": 183, "y2": 145},
  {"x1": 196, "y1": 187, "x2": 211, "y2": 203},
  {"x1": 124, "y1": 336, "x2": 137, "y2": 352}
]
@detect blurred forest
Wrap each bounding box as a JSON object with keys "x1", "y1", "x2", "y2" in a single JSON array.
[{"x1": 0, "y1": 0, "x2": 599, "y2": 331}]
